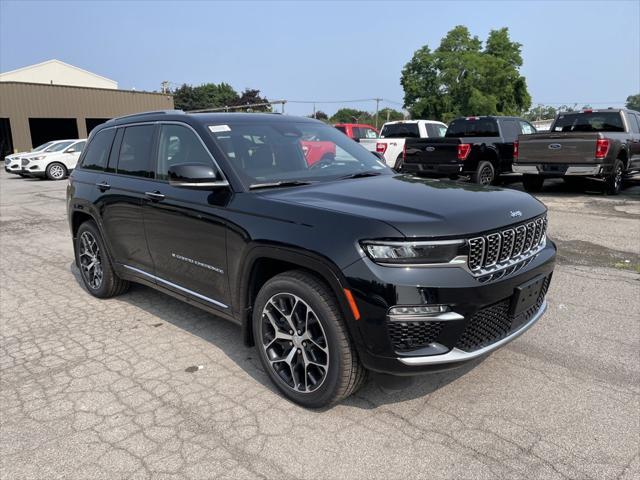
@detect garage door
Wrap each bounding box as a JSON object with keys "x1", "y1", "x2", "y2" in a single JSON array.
[{"x1": 28, "y1": 118, "x2": 79, "y2": 147}]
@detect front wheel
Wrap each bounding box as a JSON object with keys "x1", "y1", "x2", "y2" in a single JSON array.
[
  {"x1": 604, "y1": 159, "x2": 623, "y2": 195},
  {"x1": 46, "y1": 162, "x2": 67, "y2": 180},
  {"x1": 471, "y1": 161, "x2": 496, "y2": 186},
  {"x1": 523, "y1": 174, "x2": 544, "y2": 192},
  {"x1": 252, "y1": 270, "x2": 366, "y2": 408}
]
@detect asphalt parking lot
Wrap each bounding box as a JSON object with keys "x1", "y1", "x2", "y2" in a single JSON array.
[{"x1": 1, "y1": 172, "x2": 638, "y2": 480}]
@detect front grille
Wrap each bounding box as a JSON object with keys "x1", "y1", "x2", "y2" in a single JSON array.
[
  {"x1": 388, "y1": 321, "x2": 443, "y2": 352},
  {"x1": 455, "y1": 276, "x2": 550, "y2": 352},
  {"x1": 468, "y1": 215, "x2": 547, "y2": 273},
  {"x1": 21, "y1": 158, "x2": 29, "y2": 166}
]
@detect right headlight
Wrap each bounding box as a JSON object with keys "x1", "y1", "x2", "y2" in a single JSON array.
[{"x1": 361, "y1": 239, "x2": 466, "y2": 266}]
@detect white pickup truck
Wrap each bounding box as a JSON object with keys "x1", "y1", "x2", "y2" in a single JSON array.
[{"x1": 360, "y1": 120, "x2": 448, "y2": 168}]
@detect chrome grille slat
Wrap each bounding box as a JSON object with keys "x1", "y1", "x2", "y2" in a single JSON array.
[
  {"x1": 485, "y1": 233, "x2": 501, "y2": 266},
  {"x1": 467, "y1": 215, "x2": 547, "y2": 276}
]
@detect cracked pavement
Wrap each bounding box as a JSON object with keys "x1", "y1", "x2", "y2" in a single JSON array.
[{"x1": 1, "y1": 172, "x2": 638, "y2": 479}]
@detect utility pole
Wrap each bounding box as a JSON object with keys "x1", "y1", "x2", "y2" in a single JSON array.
[
  {"x1": 374, "y1": 97, "x2": 382, "y2": 129},
  {"x1": 313, "y1": 103, "x2": 316, "y2": 118},
  {"x1": 161, "y1": 80, "x2": 169, "y2": 94}
]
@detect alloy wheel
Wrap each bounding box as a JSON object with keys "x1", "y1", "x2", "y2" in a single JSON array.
[
  {"x1": 79, "y1": 231, "x2": 104, "y2": 289},
  {"x1": 49, "y1": 164, "x2": 65, "y2": 179},
  {"x1": 614, "y1": 164, "x2": 622, "y2": 191},
  {"x1": 260, "y1": 293, "x2": 329, "y2": 393},
  {"x1": 479, "y1": 165, "x2": 493, "y2": 185}
]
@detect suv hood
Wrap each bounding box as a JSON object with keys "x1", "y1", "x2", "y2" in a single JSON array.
[{"x1": 265, "y1": 174, "x2": 546, "y2": 238}]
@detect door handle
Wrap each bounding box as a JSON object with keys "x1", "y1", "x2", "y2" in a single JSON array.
[
  {"x1": 145, "y1": 191, "x2": 165, "y2": 201},
  {"x1": 95, "y1": 182, "x2": 111, "y2": 191}
]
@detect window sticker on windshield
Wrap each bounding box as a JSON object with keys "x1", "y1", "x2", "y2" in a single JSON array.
[{"x1": 209, "y1": 125, "x2": 231, "y2": 133}]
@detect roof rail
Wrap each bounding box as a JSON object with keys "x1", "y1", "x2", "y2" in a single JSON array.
[{"x1": 106, "y1": 110, "x2": 184, "y2": 123}]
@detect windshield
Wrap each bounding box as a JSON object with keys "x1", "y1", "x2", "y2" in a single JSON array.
[
  {"x1": 380, "y1": 123, "x2": 420, "y2": 138},
  {"x1": 446, "y1": 118, "x2": 499, "y2": 137},
  {"x1": 45, "y1": 141, "x2": 74, "y2": 152},
  {"x1": 32, "y1": 141, "x2": 54, "y2": 152},
  {"x1": 552, "y1": 112, "x2": 624, "y2": 132},
  {"x1": 209, "y1": 121, "x2": 392, "y2": 188}
]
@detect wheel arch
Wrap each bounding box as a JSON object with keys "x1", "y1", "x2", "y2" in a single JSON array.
[{"x1": 238, "y1": 246, "x2": 361, "y2": 348}]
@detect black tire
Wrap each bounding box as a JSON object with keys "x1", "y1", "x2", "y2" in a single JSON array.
[
  {"x1": 471, "y1": 161, "x2": 496, "y2": 186},
  {"x1": 604, "y1": 159, "x2": 623, "y2": 195},
  {"x1": 393, "y1": 154, "x2": 403, "y2": 170},
  {"x1": 46, "y1": 162, "x2": 67, "y2": 180},
  {"x1": 252, "y1": 270, "x2": 366, "y2": 408},
  {"x1": 75, "y1": 221, "x2": 129, "y2": 298},
  {"x1": 522, "y1": 174, "x2": 544, "y2": 193}
]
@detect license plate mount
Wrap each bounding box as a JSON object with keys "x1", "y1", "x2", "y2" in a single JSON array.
[{"x1": 510, "y1": 274, "x2": 546, "y2": 317}]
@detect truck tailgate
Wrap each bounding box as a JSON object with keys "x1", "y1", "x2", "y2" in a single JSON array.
[
  {"x1": 518, "y1": 133, "x2": 599, "y2": 164},
  {"x1": 404, "y1": 138, "x2": 461, "y2": 165}
]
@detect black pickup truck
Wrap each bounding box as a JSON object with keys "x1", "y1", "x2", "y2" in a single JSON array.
[
  {"x1": 514, "y1": 109, "x2": 640, "y2": 195},
  {"x1": 397, "y1": 116, "x2": 537, "y2": 185}
]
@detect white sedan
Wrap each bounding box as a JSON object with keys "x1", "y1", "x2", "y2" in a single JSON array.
[
  {"x1": 20, "y1": 139, "x2": 86, "y2": 180},
  {"x1": 4, "y1": 140, "x2": 66, "y2": 176}
]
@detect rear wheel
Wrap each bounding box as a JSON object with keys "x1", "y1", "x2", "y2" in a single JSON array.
[
  {"x1": 252, "y1": 270, "x2": 366, "y2": 408},
  {"x1": 604, "y1": 159, "x2": 623, "y2": 195},
  {"x1": 46, "y1": 162, "x2": 67, "y2": 180},
  {"x1": 75, "y1": 221, "x2": 129, "y2": 298},
  {"x1": 471, "y1": 161, "x2": 496, "y2": 186},
  {"x1": 523, "y1": 174, "x2": 544, "y2": 192}
]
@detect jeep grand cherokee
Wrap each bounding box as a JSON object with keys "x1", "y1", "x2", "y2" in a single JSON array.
[{"x1": 67, "y1": 111, "x2": 556, "y2": 408}]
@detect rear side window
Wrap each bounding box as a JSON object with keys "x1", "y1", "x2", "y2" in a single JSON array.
[
  {"x1": 156, "y1": 124, "x2": 213, "y2": 181},
  {"x1": 501, "y1": 120, "x2": 520, "y2": 141},
  {"x1": 334, "y1": 126, "x2": 347, "y2": 134},
  {"x1": 425, "y1": 124, "x2": 447, "y2": 138},
  {"x1": 80, "y1": 129, "x2": 115, "y2": 171},
  {"x1": 552, "y1": 112, "x2": 625, "y2": 132},
  {"x1": 446, "y1": 119, "x2": 499, "y2": 137},
  {"x1": 116, "y1": 125, "x2": 155, "y2": 178},
  {"x1": 628, "y1": 113, "x2": 640, "y2": 133}
]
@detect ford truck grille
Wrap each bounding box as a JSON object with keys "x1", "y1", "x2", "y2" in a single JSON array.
[{"x1": 468, "y1": 215, "x2": 547, "y2": 274}]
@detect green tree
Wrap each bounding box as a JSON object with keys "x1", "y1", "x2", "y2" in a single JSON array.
[
  {"x1": 173, "y1": 82, "x2": 240, "y2": 111},
  {"x1": 309, "y1": 110, "x2": 329, "y2": 121},
  {"x1": 401, "y1": 26, "x2": 531, "y2": 122},
  {"x1": 378, "y1": 108, "x2": 405, "y2": 123},
  {"x1": 330, "y1": 108, "x2": 371, "y2": 124},
  {"x1": 523, "y1": 105, "x2": 557, "y2": 121},
  {"x1": 626, "y1": 94, "x2": 640, "y2": 111},
  {"x1": 233, "y1": 88, "x2": 271, "y2": 111}
]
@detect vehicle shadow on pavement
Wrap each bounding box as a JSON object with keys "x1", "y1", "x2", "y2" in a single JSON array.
[
  {"x1": 501, "y1": 174, "x2": 640, "y2": 198},
  {"x1": 69, "y1": 263, "x2": 485, "y2": 409}
]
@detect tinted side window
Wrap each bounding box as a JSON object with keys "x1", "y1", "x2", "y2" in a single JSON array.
[
  {"x1": 117, "y1": 125, "x2": 155, "y2": 178},
  {"x1": 79, "y1": 129, "x2": 115, "y2": 171},
  {"x1": 501, "y1": 120, "x2": 520, "y2": 141},
  {"x1": 628, "y1": 113, "x2": 640, "y2": 133},
  {"x1": 156, "y1": 124, "x2": 213, "y2": 181}
]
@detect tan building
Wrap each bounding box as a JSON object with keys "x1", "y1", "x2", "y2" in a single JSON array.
[{"x1": 0, "y1": 60, "x2": 173, "y2": 158}]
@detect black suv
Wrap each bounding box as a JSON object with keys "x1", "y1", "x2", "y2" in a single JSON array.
[{"x1": 67, "y1": 111, "x2": 556, "y2": 407}]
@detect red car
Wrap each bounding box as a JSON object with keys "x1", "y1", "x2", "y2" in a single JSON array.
[
  {"x1": 300, "y1": 140, "x2": 336, "y2": 166},
  {"x1": 334, "y1": 123, "x2": 379, "y2": 142}
]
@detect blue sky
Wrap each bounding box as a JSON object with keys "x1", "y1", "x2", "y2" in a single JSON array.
[{"x1": 1, "y1": 0, "x2": 638, "y2": 116}]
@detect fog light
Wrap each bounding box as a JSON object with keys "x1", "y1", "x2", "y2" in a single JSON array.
[{"x1": 388, "y1": 305, "x2": 450, "y2": 316}]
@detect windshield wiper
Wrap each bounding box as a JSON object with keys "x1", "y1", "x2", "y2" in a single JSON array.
[
  {"x1": 249, "y1": 180, "x2": 313, "y2": 190},
  {"x1": 337, "y1": 171, "x2": 382, "y2": 180}
]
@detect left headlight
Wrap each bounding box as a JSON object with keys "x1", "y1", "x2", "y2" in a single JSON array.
[
  {"x1": 361, "y1": 239, "x2": 466, "y2": 265},
  {"x1": 31, "y1": 155, "x2": 45, "y2": 161}
]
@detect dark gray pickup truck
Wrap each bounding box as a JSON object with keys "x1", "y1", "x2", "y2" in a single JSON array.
[{"x1": 514, "y1": 109, "x2": 640, "y2": 194}]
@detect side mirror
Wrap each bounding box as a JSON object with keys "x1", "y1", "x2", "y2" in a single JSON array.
[
  {"x1": 65, "y1": 148, "x2": 75, "y2": 153},
  {"x1": 168, "y1": 163, "x2": 229, "y2": 189}
]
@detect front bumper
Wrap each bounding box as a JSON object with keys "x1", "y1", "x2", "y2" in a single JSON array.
[
  {"x1": 4, "y1": 163, "x2": 22, "y2": 174},
  {"x1": 513, "y1": 163, "x2": 603, "y2": 176},
  {"x1": 343, "y1": 241, "x2": 556, "y2": 375}
]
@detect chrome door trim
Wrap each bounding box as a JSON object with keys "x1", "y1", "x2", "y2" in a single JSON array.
[{"x1": 122, "y1": 264, "x2": 229, "y2": 309}]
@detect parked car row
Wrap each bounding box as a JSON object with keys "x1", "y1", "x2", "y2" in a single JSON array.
[
  {"x1": 4, "y1": 138, "x2": 86, "y2": 180},
  {"x1": 332, "y1": 108, "x2": 640, "y2": 195}
]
